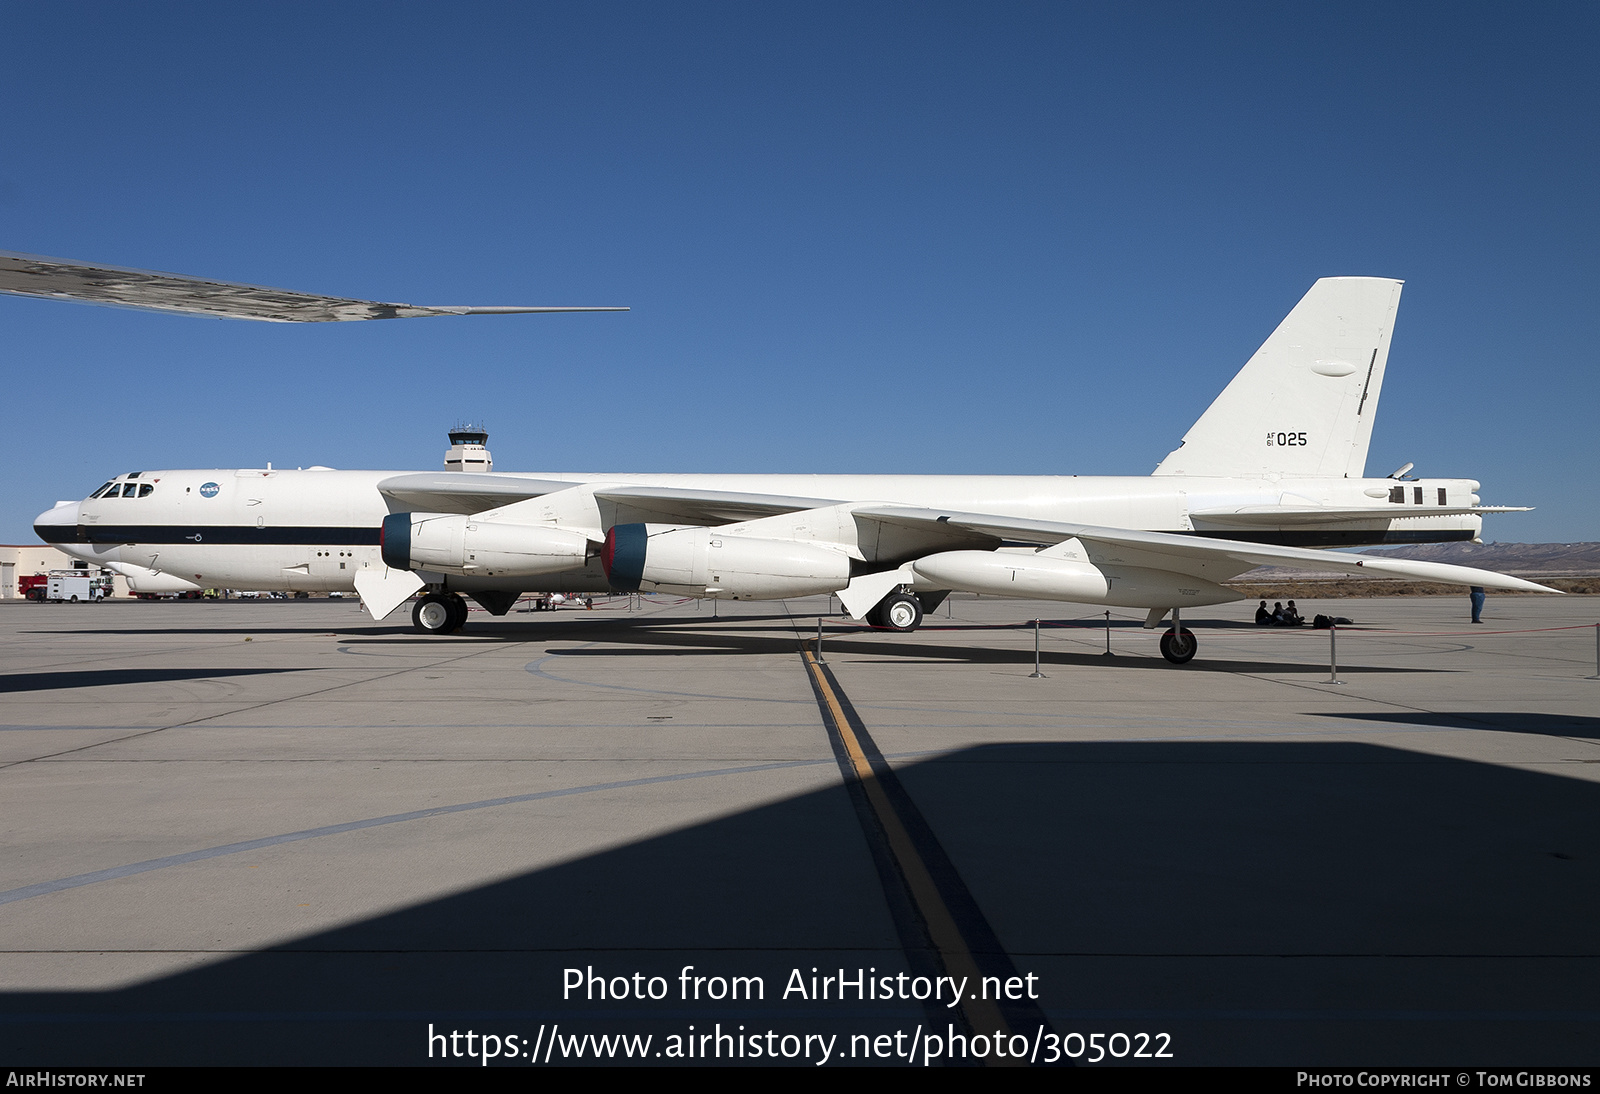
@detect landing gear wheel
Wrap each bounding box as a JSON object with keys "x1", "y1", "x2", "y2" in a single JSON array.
[
  {"x1": 876, "y1": 592, "x2": 924, "y2": 632},
  {"x1": 1160, "y1": 627, "x2": 1197, "y2": 664},
  {"x1": 444, "y1": 593, "x2": 468, "y2": 632},
  {"x1": 413, "y1": 593, "x2": 460, "y2": 635}
]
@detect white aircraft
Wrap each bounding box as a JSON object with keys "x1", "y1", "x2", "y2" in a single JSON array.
[{"x1": 18, "y1": 257, "x2": 1554, "y2": 663}]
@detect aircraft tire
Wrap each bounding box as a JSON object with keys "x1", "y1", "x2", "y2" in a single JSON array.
[
  {"x1": 1160, "y1": 627, "x2": 1197, "y2": 664},
  {"x1": 412, "y1": 593, "x2": 456, "y2": 635},
  {"x1": 444, "y1": 593, "x2": 469, "y2": 633},
  {"x1": 877, "y1": 593, "x2": 923, "y2": 632}
]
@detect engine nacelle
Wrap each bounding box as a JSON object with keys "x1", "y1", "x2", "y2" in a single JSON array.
[
  {"x1": 381, "y1": 512, "x2": 590, "y2": 577},
  {"x1": 911, "y1": 550, "x2": 1240, "y2": 608},
  {"x1": 601, "y1": 524, "x2": 853, "y2": 600}
]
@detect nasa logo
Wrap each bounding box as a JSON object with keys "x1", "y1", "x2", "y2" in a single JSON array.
[{"x1": 199, "y1": 482, "x2": 220, "y2": 498}]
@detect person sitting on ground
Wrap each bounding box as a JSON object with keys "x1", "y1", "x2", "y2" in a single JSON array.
[
  {"x1": 1283, "y1": 600, "x2": 1305, "y2": 626},
  {"x1": 1255, "y1": 600, "x2": 1272, "y2": 625},
  {"x1": 1271, "y1": 601, "x2": 1286, "y2": 625}
]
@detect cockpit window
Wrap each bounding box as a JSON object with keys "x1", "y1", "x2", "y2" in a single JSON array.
[
  {"x1": 137, "y1": 484, "x2": 154, "y2": 498},
  {"x1": 88, "y1": 482, "x2": 114, "y2": 499}
]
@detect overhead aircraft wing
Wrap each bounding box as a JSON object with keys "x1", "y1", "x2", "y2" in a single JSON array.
[
  {"x1": 592, "y1": 485, "x2": 841, "y2": 525},
  {"x1": 850, "y1": 505, "x2": 1561, "y2": 593},
  {"x1": 1189, "y1": 504, "x2": 1532, "y2": 527},
  {"x1": 376, "y1": 473, "x2": 576, "y2": 515},
  {"x1": 0, "y1": 250, "x2": 628, "y2": 322}
]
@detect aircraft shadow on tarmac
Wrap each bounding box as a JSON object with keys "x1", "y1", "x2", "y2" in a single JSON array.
[
  {"x1": 3, "y1": 741, "x2": 1595, "y2": 1066},
  {"x1": 0, "y1": 667, "x2": 314, "y2": 694},
  {"x1": 1320, "y1": 711, "x2": 1600, "y2": 740},
  {"x1": 513, "y1": 621, "x2": 1438, "y2": 675}
]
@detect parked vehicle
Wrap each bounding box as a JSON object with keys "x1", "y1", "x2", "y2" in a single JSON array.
[{"x1": 45, "y1": 571, "x2": 105, "y2": 603}]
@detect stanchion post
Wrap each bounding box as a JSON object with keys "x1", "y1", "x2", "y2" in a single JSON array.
[
  {"x1": 1104, "y1": 609, "x2": 1114, "y2": 657},
  {"x1": 1327, "y1": 623, "x2": 1343, "y2": 685},
  {"x1": 1030, "y1": 618, "x2": 1046, "y2": 678},
  {"x1": 1591, "y1": 622, "x2": 1599, "y2": 680},
  {"x1": 816, "y1": 616, "x2": 826, "y2": 664}
]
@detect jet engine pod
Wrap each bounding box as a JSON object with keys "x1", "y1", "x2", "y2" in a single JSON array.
[
  {"x1": 911, "y1": 550, "x2": 1239, "y2": 608},
  {"x1": 380, "y1": 512, "x2": 589, "y2": 577},
  {"x1": 601, "y1": 523, "x2": 852, "y2": 600}
]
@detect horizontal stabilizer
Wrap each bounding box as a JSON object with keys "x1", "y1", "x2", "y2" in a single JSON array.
[
  {"x1": 1189, "y1": 504, "x2": 1532, "y2": 527},
  {"x1": 0, "y1": 250, "x2": 628, "y2": 323}
]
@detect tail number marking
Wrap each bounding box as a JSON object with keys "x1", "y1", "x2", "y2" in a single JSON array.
[{"x1": 1266, "y1": 432, "x2": 1307, "y2": 447}]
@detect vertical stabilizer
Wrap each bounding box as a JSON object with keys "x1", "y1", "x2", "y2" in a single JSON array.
[{"x1": 1153, "y1": 277, "x2": 1402, "y2": 479}]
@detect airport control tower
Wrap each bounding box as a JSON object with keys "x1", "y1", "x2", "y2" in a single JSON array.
[{"x1": 444, "y1": 425, "x2": 492, "y2": 473}]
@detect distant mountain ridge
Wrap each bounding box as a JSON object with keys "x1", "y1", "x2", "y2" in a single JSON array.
[
  {"x1": 1232, "y1": 542, "x2": 1600, "y2": 584},
  {"x1": 1357, "y1": 542, "x2": 1600, "y2": 574}
]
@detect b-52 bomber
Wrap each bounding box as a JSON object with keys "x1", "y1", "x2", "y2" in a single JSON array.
[{"x1": 14, "y1": 250, "x2": 1551, "y2": 663}]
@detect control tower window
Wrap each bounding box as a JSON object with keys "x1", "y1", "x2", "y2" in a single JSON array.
[
  {"x1": 1413, "y1": 486, "x2": 1424, "y2": 505},
  {"x1": 1437, "y1": 488, "x2": 1447, "y2": 505},
  {"x1": 1389, "y1": 486, "x2": 1404, "y2": 503}
]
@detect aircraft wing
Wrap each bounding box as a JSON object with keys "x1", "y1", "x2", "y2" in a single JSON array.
[
  {"x1": 849, "y1": 505, "x2": 1561, "y2": 593},
  {"x1": 376, "y1": 479, "x2": 838, "y2": 521},
  {"x1": 592, "y1": 485, "x2": 841, "y2": 525},
  {"x1": 376, "y1": 473, "x2": 576, "y2": 515},
  {"x1": 0, "y1": 250, "x2": 628, "y2": 322}
]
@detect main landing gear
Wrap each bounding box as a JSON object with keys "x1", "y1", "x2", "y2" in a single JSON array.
[
  {"x1": 867, "y1": 592, "x2": 923, "y2": 632},
  {"x1": 413, "y1": 591, "x2": 468, "y2": 634}
]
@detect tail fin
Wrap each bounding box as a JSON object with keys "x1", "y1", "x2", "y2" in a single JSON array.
[{"x1": 1153, "y1": 277, "x2": 1403, "y2": 479}]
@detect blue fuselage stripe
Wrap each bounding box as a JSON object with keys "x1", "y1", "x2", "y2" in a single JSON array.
[{"x1": 34, "y1": 524, "x2": 381, "y2": 546}]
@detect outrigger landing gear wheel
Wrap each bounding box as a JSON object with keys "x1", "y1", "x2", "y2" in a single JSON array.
[
  {"x1": 1159, "y1": 626, "x2": 1197, "y2": 664},
  {"x1": 873, "y1": 592, "x2": 924, "y2": 632},
  {"x1": 413, "y1": 592, "x2": 466, "y2": 635}
]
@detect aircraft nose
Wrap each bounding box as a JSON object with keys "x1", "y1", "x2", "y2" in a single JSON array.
[{"x1": 33, "y1": 500, "x2": 82, "y2": 544}]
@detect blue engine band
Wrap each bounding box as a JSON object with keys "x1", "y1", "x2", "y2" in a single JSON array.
[
  {"x1": 606, "y1": 523, "x2": 649, "y2": 591},
  {"x1": 380, "y1": 513, "x2": 413, "y2": 571}
]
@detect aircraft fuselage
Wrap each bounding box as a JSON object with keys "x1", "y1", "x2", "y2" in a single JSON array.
[{"x1": 36, "y1": 467, "x2": 1487, "y2": 596}]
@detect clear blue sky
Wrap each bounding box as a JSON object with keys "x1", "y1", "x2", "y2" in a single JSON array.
[{"x1": 2, "y1": 2, "x2": 1595, "y2": 542}]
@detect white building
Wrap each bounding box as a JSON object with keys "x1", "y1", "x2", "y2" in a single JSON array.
[{"x1": 0, "y1": 545, "x2": 130, "y2": 599}]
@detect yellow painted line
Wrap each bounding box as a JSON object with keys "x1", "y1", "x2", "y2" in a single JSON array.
[{"x1": 803, "y1": 650, "x2": 1017, "y2": 1050}]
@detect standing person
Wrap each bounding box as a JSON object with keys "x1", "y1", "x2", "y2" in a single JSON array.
[{"x1": 1470, "y1": 586, "x2": 1486, "y2": 624}]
